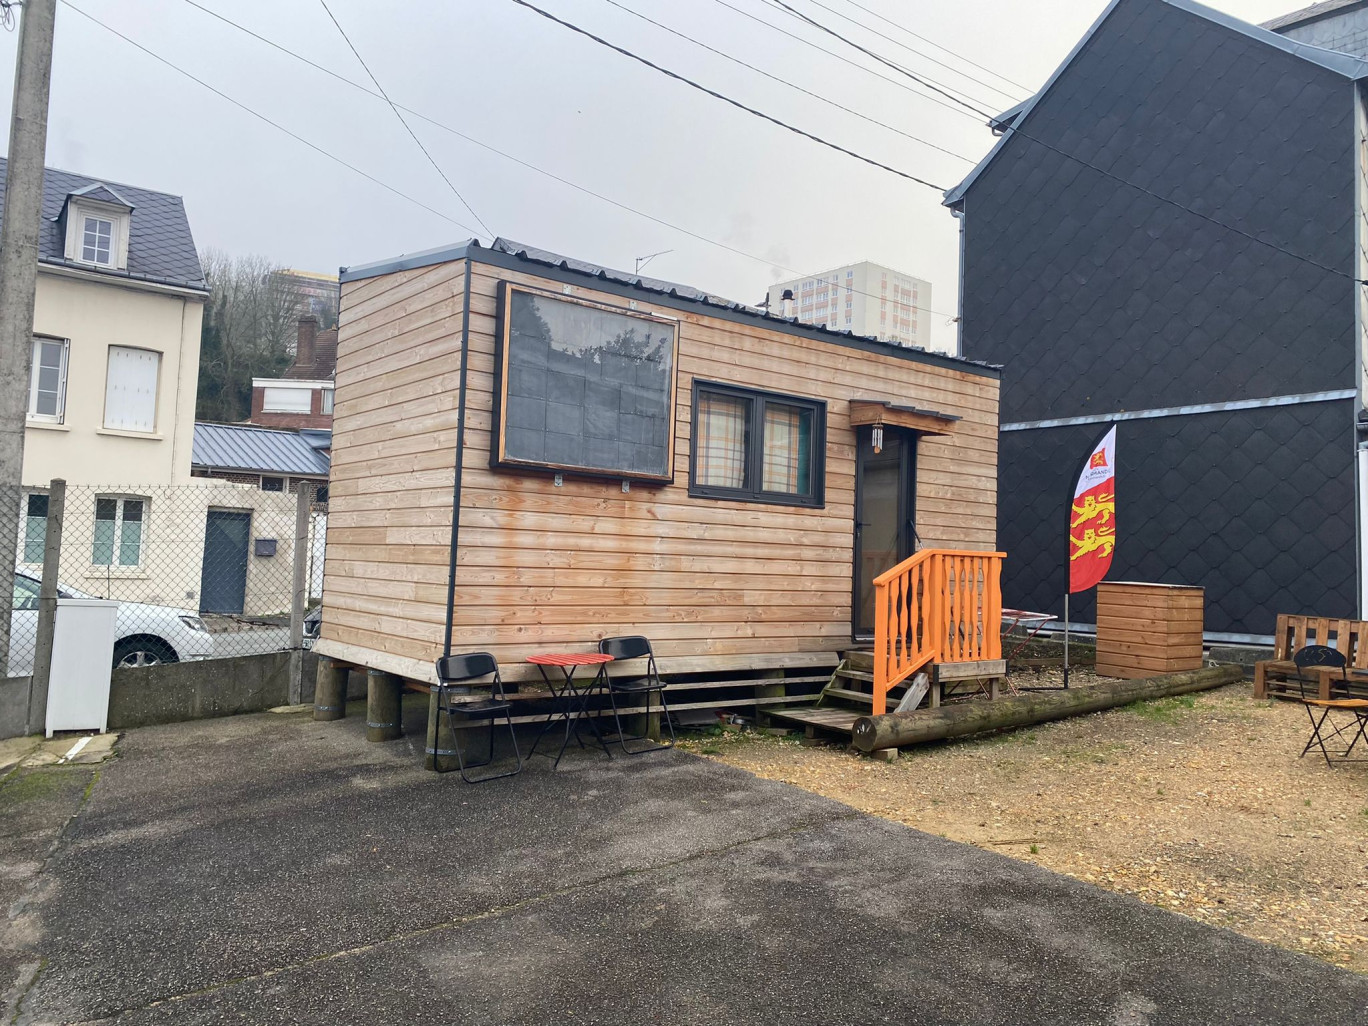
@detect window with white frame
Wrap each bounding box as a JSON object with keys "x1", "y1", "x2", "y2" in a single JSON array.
[
  {"x1": 28, "y1": 337, "x2": 68, "y2": 421},
  {"x1": 21, "y1": 493, "x2": 47, "y2": 563},
  {"x1": 92, "y1": 496, "x2": 146, "y2": 567},
  {"x1": 82, "y1": 215, "x2": 114, "y2": 265},
  {"x1": 261, "y1": 476, "x2": 284, "y2": 492},
  {"x1": 103, "y1": 346, "x2": 160, "y2": 432},
  {"x1": 262, "y1": 386, "x2": 312, "y2": 414},
  {"x1": 320, "y1": 388, "x2": 334, "y2": 414}
]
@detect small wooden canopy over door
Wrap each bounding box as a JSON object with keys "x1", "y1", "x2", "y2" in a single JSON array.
[{"x1": 848, "y1": 400, "x2": 959, "y2": 436}]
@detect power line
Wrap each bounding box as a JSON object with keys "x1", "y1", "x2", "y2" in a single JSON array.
[
  {"x1": 840, "y1": 0, "x2": 1032, "y2": 94},
  {"x1": 144, "y1": 0, "x2": 967, "y2": 324},
  {"x1": 597, "y1": 0, "x2": 974, "y2": 164},
  {"x1": 777, "y1": 0, "x2": 1368, "y2": 287},
  {"x1": 767, "y1": 0, "x2": 995, "y2": 120},
  {"x1": 504, "y1": 0, "x2": 945, "y2": 191},
  {"x1": 784, "y1": 0, "x2": 1022, "y2": 108},
  {"x1": 708, "y1": 0, "x2": 992, "y2": 123},
  {"x1": 315, "y1": 0, "x2": 493, "y2": 239},
  {"x1": 59, "y1": 1, "x2": 482, "y2": 235}
]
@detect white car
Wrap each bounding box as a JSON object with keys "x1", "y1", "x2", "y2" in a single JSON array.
[{"x1": 9, "y1": 571, "x2": 215, "y2": 674}]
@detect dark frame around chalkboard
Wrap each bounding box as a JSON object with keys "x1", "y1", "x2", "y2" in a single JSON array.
[{"x1": 491, "y1": 281, "x2": 680, "y2": 484}]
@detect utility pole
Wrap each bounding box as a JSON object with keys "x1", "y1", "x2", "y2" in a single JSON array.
[{"x1": 0, "y1": 0, "x2": 57, "y2": 674}]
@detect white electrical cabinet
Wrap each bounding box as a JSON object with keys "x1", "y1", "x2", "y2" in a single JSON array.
[{"x1": 45, "y1": 598, "x2": 119, "y2": 737}]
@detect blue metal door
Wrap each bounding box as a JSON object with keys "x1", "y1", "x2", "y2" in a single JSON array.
[{"x1": 200, "y1": 510, "x2": 251, "y2": 614}]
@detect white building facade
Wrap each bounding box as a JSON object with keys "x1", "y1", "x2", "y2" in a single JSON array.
[{"x1": 766, "y1": 261, "x2": 935, "y2": 350}]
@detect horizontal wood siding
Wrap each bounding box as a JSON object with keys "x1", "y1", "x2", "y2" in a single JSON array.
[
  {"x1": 319, "y1": 257, "x2": 999, "y2": 681},
  {"x1": 1095, "y1": 582, "x2": 1205, "y2": 678},
  {"x1": 319, "y1": 261, "x2": 465, "y2": 669}
]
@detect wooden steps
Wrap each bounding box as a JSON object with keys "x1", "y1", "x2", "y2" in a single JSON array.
[
  {"x1": 769, "y1": 649, "x2": 1010, "y2": 745},
  {"x1": 768, "y1": 706, "x2": 862, "y2": 735}
]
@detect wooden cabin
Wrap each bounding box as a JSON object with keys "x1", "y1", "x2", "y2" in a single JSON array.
[{"x1": 315, "y1": 239, "x2": 1002, "y2": 717}]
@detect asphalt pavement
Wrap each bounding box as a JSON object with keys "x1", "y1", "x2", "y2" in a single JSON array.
[{"x1": 2, "y1": 700, "x2": 1366, "y2": 1024}]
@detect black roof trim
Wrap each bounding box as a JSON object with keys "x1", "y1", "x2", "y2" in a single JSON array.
[{"x1": 342, "y1": 239, "x2": 1000, "y2": 378}]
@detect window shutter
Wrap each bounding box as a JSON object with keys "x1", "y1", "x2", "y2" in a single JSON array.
[
  {"x1": 262, "y1": 387, "x2": 312, "y2": 413},
  {"x1": 104, "y1": 347, "x2": 160, "y2": 431}
]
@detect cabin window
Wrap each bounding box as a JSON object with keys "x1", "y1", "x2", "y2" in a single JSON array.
[
  {"x1": 689, "y1": 381, "x2": 825, "y2": 508},
  {"x1": 494, "y1": 284, "x2": 679, "y2": 482}
]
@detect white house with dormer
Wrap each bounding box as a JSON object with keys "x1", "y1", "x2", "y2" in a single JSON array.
[{"x1": 1, "y1": 161, "x2": 301, "y2": 619}]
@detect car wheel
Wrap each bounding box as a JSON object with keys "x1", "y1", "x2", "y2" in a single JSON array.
[{"x1": 112, "y1": 637, "x2": 178, "y2": 669}]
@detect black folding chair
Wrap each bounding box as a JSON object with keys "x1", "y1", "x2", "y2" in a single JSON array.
[
  {"x1": 598, "y1": 636, "x2": 676, "y2": 754},
  {"x1": 1292, "y1": 644, "x2": 1368, "y2": 767},
  {"x1": 433, "y1": 653, "x2": 523, "y2": 783}
]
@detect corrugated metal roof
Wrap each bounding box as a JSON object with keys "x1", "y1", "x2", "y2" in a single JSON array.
[
  {"x1": 192, "y1": 422, "x2": 331, "y2": 476},
  {"x1": 0, "y1": 157, "x2": 206, "y2": 291},
  {"x1": 340, "y1": 237, "x2": 1003, "y2": 376}
]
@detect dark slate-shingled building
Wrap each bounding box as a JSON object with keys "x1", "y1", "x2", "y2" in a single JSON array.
[{"x1": 944, "y1": 0, "x2": 1368, "y2": 639}]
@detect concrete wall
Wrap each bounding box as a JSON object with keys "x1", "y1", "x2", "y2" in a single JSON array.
[
  {"x1": 0, "y1": 676, "x2": 29, "y2": 740},
  {"x1": 107, "y1": 650, "x2": 321, "y2": 729},
  {"x1": 1, "y1": 652, "x2": 370, "y2": 738},
  {"x1": 25, "y1": 270, "x2": 204, "y2": 486},
  {"x1": 1275, "y1": 7, "x2": 1368, "y2": 57}
]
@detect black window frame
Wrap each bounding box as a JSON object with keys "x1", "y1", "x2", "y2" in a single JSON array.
[
  {"x1": 491, "y1": 281, "x2": 681, "y2": 485},
  {"x1": 688, "y1": 380, "x2": 826, "y2": 508}
]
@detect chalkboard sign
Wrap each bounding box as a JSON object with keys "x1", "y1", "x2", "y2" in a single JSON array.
[{"x1": 494, "y1": 284, "x2": 679, "y2": 482}]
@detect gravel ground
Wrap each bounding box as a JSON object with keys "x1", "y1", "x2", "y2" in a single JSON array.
[{"x1": 680, "y1": 673, "x2": 1368, "y2": 973}]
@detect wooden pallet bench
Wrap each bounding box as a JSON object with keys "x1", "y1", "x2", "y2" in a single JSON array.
[{"x1": 1254, "y1": 614, "x2": 1368, "y2": 701}]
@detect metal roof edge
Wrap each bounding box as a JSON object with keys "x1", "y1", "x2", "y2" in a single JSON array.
[
  {"x1": 1263, "y1": 0, "x2": 1368, "y2": 34},
  {"x1": 465, "y1": 245, "x2": 1001, "y2": 379},
  {"x1": 943, "y1": 0, "x2": 1368, "y2": 208},
  {"x1": 943, "y1": 0, "x2": 1124, "y2": 207},
  {"x1": 338, "y1": 239, "x2": 479, "y2": 283},
  {"x1": 1171, "y1": 0, "x2": 1368, "y2": 76}
]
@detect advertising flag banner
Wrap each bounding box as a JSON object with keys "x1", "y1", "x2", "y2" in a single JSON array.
[{"x1": 1068, "y1": 425, "x2": 1117, "y2": 593}]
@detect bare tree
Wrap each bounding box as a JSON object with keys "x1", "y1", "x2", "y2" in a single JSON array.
[{"x1": 196, "y1": 251, "x2": 299, "y2": 423}]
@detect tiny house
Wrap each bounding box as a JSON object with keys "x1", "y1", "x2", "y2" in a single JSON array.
[{"x1": 315, "y1": 239, "x2": 1002, "y2": 695}]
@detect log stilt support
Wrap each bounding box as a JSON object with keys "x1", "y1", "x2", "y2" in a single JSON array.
[
  {"x1": 366, "y1": 669, "x2": 403, "y2": 742},
  {"x1": 852, "y1": 665, "x2": 1242, "y2": 753},
  {"x1": 424, "y1": 689, "x2": 458, "y2": 771},
  {"x1": 313, "y1": 657, "x2": 348, "y2": 721}
]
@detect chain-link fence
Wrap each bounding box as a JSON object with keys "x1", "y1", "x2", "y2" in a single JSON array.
[{"x1": 2, "y1": 478, "x2": 327, "y2": 677}]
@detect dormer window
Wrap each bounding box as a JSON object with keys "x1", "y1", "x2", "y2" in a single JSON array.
[
  {"x1": 82, "y1": 215, "x2": 113, "y2": 265},
  {"x1": 60, "y1": 183, "x2": 133, "y2": 271}
]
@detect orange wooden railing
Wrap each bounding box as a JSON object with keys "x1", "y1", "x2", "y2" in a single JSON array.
[{"x1": 871, "y1": 548, "x2": 1005, "y2": 716}]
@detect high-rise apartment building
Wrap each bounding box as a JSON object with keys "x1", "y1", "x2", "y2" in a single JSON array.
[{"x1": 766, "y1": 261, "x2": 935, "y2": 350}]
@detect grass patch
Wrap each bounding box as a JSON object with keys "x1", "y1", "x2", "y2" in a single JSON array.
[
  {"x1": 0, "y1": 766, "x2": 84, "y2": 807},
  {"x1": 1125, "y1": 694, "x2": 1198, "y2": 723}
]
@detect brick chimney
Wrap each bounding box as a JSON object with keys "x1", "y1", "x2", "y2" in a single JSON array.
[{"x1": 295, "y1": 316, "x2": 318, "y2": 373}]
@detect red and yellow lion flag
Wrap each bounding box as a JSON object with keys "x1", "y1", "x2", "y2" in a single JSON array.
[{"x1": 1068, "y1": 425, "x2": 1117, "y2": 593}]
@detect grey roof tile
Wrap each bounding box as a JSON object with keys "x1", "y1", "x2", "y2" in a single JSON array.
[
  {"x1": 0, "y1": 157, "x2": 206, "y2": 291},
  {"x1": 192, "y1": 422, "x2": 331, "y2": 476}
]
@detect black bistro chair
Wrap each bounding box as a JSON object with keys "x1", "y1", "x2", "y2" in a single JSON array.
[
  {"x1": 598, "y1": 636, "x2": 676, "y2": 754},
  {"x1": 433, "y1": 653, "x2": 523, "y2": 783},
  {"x1": 1291, "y1": 644, "x2": 1368, "y2": 767}
]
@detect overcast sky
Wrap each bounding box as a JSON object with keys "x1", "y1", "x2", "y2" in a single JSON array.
[{"x1": 0, "y1": 0, "x2": 1307, "y2": 348}]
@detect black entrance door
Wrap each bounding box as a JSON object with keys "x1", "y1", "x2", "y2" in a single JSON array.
[
  {"x1": 853, "y1": 428, "x2": 916, "y2": 636},
  {"x1": 200, "y1": 510, "x2": 251, "y2": 614}
]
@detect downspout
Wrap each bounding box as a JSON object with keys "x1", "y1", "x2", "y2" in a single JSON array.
[
  {"x1": 443, "y1": 257, "x2": 474, "y2": 655},
  {"x1": 953, "y1": 203, "x2": 966, "y2": 359}
]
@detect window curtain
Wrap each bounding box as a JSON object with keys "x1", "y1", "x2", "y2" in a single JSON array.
[
  {"x1": 763, "y1": 404, "x2": 811, "y2": 494},
  {"x1": 696, "y1": 393, "x2": 748, "y2": 488}
]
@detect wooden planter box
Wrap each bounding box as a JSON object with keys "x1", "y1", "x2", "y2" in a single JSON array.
[{"x1": 1095, "y1": 582, "x2": 1204, "y2": 679}]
